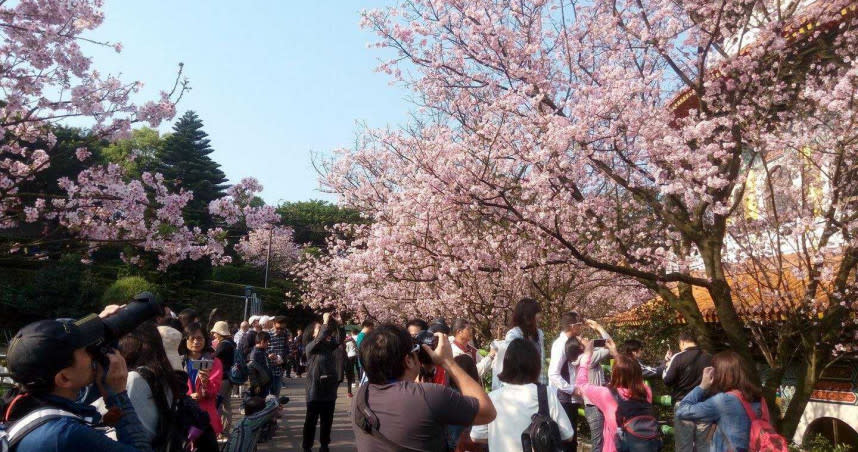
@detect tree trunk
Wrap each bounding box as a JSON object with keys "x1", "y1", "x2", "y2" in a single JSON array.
[{"x1": 780, "y1": 350, "x2": 818, "y2": 440}]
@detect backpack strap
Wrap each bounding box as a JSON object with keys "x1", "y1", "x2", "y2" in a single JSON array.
[
  {"x1": 727, "y1": 390, "x2": 768, "y2": 423},
  {"x1": 537, "y1": 384, "x2": 549, "y2": 417},
  {"x1": 6, "y1": 407, "x2": 82, "y2": 449}
]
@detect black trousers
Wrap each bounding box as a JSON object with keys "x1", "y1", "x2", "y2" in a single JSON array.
[
  {"x1": 302, "y1": 400, "x2": 336, "y2": 450},
  {"x1": 561, "y1": 401, "x2": 581, "y2": 452},
  {"x1": 345, "y1": 357, "x2": 356, "y2": 393}
]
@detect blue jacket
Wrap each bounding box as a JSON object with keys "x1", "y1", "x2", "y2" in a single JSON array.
[
  {"x1": 15, "y1": 391, "x2": 153, "y2": 452},
  {"x1": 675, "y1": 386, "x2": 763, "y2": 452}
]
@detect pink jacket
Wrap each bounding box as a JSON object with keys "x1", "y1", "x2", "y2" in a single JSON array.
[
  {"x1": 185, "y1": 356, "x2": 224, "y2": 434},
  {"x1": 576, "y1": 354, "x2": 652, "y2": 452}
]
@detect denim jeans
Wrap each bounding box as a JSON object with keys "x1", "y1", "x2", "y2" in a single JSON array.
[
  {"x1": 585, "y1": 404, "x2": 605, "y2": 452},
  {"x1": 674, "y1": 403, "x2": 712, "y2": 452},
  {"x1": 270, "y1": 374, "x2": 283, "y2": 396}
]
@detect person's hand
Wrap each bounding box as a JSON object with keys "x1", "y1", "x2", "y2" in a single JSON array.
[
  {"x1": 322, "y1": 312, "x2": 331, "y2": 325},
  {"x1": 199, "y1": 368, "x2": 210, "y2": 381},
  {"x1": 700, "y1": 366, "x2": 714, "y2": 390},
  {"x1": 606, "y1": 338, "x2": 618, "y2": 356},
  {"x1": 423, "y1": 332, "x2": 454, "y2": 368},
  {"x1": 95, "y1": 349, "x2": 129, "y2": 397},
  {"x1": 487, "y1": 349, "x2": 497, "y2": 359},
  {"x1": 190, "y1": 392, "x2": 200, "y2": 400},
  {"x1": 584, "y1": 319, "x2": 600, "y2": 329},
  {"x1": 98, "y1": 304, "x2": 124, "y2": 319}
]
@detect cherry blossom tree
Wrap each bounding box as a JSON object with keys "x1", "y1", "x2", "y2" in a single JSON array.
[
  {"x1": 0, "y1": 0, "x2": 188, "y2": 255},
  {"x1": 306, "y1": 0, "x2": 857, "y2": 436}
]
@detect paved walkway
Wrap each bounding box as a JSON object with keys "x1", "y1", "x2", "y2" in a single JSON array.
[{"x1": 253, "y1": 376, "x2": 357, "y2": 451}]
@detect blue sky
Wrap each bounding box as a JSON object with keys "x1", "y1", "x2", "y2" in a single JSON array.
[{"x1": 86, "y1": 1, "x2": 408, "y2": 204}]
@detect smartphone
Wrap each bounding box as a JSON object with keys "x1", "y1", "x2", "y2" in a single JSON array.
[
  {"x1": 190, "y1": 359, "x2": 213, "y2": 371},
  {"x1": 593, "y1": 338, "x2": 607, "y2": 348}
]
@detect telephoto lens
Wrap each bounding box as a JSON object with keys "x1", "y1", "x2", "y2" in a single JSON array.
[{"x1": 76, "y1": 291, "x2": 164, "y2": 368}]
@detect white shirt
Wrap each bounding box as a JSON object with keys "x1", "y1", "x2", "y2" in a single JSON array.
[
  {"x1": 470, "y1": 383, "x2": 574, "y2": 452},
  {"x1": 548, "y1": 333, "x2": 581, "y2": 403},
  {"x1": 450, "y1": 338, "x2": 494, "y2": 378}
]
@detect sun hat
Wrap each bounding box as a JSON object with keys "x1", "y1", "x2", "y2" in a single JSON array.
[{"x1": 210, "y1": 320, "x2": 231, "y2": 337}]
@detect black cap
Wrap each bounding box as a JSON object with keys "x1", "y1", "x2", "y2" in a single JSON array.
[{"x1": 6, "y1": 317, "x2": 103, "y2": 388}]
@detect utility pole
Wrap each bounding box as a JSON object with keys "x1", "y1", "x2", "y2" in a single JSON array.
[{"x1": 264, "y1": 227, "x2": 273, "y2": 289}]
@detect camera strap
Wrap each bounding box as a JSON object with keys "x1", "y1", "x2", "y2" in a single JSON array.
[{"x1": 353, "y1": 384, "x2": 422, "y2": 452}]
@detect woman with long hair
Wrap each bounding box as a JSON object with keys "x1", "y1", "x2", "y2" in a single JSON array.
[
  {"x1": 90, "y1": 321, "x2": 187, "y2": 447},
  {"x1": 503, "y1": 298, "x2": 546, "y2": 383},
  {"x1": 676, "y1": 351, "x2": 770, "y2": 452},
  {"x1": 470, "y1": 339, "x2": 573, "y2": 451},
  {"x1": 302, "y1": 314, "x2": 342, "y2": 452},
  {"x1": 179, "y1": 322, "x2": 224, "y2": 435},
  {"x1": 574, "y1": 338, "x2": 655, "y2": 452}
]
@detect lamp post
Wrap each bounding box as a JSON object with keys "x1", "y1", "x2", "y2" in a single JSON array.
[{"x1": 263, "y1": 227, "x2": 273, "y2": 289}]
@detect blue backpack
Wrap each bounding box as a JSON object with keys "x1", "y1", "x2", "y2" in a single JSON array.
[{"x1": 229, "y1": 347, "x2": 249, "y2": 384}]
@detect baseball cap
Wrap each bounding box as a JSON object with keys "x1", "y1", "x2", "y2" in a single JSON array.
[{"x1": 6, "y1": 318, "x2": 103, "y2": 388}]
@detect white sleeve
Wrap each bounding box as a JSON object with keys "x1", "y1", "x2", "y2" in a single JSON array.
[
  {"x1": 475, "y1": 352, "x2": 493, "y2": 378},
  {"x1": 549, "y1": 388, "x2": 575, "y2": 440},
  {"x1": 470, "y1": 421, "x2": 489, "y2": 441},
  {"x1": 126, "y1": 372, "x2": 158, "y2": 439},
  {"x1": 548, "y1": 338, "x2": 574, "y2": 394}
]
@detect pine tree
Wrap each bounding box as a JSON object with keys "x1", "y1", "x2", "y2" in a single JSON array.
[{"x1": 158, "y1": 111, "x2": 228, "y2": 228}]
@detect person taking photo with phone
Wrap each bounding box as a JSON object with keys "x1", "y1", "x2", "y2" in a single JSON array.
[{"x1": 180, "y1": 322, "x2": 224, "y2": 436}]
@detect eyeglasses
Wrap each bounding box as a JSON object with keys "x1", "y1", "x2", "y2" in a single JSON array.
[{"x1": 188, "y1": 336, "x2": 205, "y2": 343}]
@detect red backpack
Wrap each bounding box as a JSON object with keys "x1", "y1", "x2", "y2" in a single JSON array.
[{"x1": 727, "y1": 391, "x2": 788, "y2": 452}]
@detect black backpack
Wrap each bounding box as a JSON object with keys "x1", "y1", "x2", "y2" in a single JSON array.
[
  {"x1": 521, "y1": 384, "x2": 563, "y2": 452},
  {"x1": 136, "y1": 367, "x2": 218, "y2": 452},
  {"x1": 610, "y1": 387, "x2": 663, "y2": 452}
]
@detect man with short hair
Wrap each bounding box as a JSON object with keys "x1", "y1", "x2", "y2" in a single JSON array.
[
  {"x1": 4, "y1": 309, "x2": 153, "y2": 452},
  {"x1": 234, "y1": 321, "x2": 249, "y2": 347},
  {"x1": 406, "y1": 318, "x2": 429, "y2": 338},
  {"x1": 268, "y1": 316, "x2": 290, "y2": 395},
  {"x1": 548, "y1": 311, "x2": 585, "y2": 452},
  {"x1": 663, "y1": 330, "x2": 713, "y2": 452},
  {"x1": 620, "y1": 339, "x2": 663, "y2": 379},
  {"x1": 355, "y1": 320, "x2": 374, "y2": 348},
  {"x1": 353, "y1": 325, "x2": 496, "y2": 452}
]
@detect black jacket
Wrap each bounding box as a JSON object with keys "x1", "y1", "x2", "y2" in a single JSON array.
[
  {"x1": 305, "y1": 324, "x2": 342, "y2": 402},
  {"x1": 662, "y1": 346, "x2": 712, "y2": 401},
  {"x1": 248, "y1": 346, "x2": 272, "y2": 393}
]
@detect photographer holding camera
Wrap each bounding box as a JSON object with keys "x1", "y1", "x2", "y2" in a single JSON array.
[
  {"x1": 1, "y1": 304, "x2": 155, "y2": 452},
  {"x1": 353, "y1": 324, "x2": 496, "y2": 452}
]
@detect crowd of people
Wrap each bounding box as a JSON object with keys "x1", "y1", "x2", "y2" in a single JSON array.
[{"x1": 0, "y1": 295, "x2": 787, "y2": 452}]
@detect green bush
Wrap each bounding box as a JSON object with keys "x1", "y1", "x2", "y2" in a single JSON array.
[
  {"x1": 101, "y1": 276, "x2": 160, "y2": 305},
  {"x1": 791, "y1": 435, "x2": 855, "y2": 452}
]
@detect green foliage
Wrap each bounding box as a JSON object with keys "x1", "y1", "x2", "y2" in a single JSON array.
[
  {"x1": 101, "y1": 276, "x2": 160, "y2": 306},
  {"x1": 157, "y1": 111, "x2": 228, "y2": 229},
  {"x1": 0, "y1": 254, "x2": 109, "y2": 324},
  {"x1": 276, "y1": 200, "x2": 365, "y2": 247},
  {"x1": 101, "y1": 127, "x2": 164, "y2": 176},
  {"x1": 791, "y1": 435, "x2": 855, "y2": 452}
]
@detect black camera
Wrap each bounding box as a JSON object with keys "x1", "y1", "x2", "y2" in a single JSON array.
[
  {"x1": 414, "y1": 330, "x2": 438, "y2": 365},
  {"x1": 77, "y1": 291, "x2": 164, "y2": 368}
]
